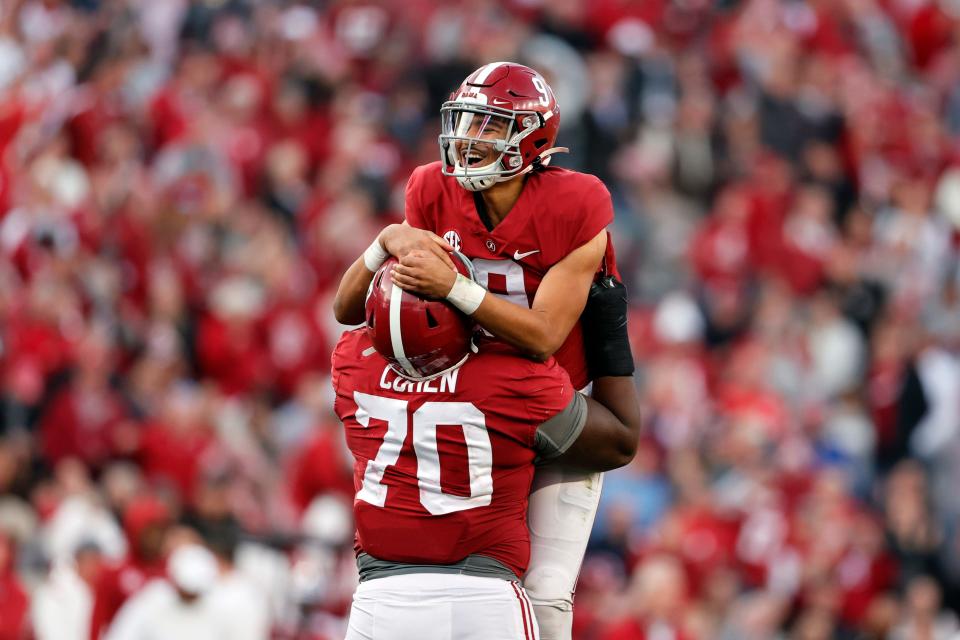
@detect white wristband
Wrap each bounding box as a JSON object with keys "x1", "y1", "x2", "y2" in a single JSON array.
[
  {"x1": 446, "y1": 274, "x2": 486, "y2": 315},
  {"x1": 362, "y1": 238, "x2": 389, "y2": 272}
]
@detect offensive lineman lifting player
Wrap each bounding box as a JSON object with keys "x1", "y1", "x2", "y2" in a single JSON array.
[
  {"x1": 334, "y1": 255, "x2": 639, "y2": 639},
  {"x1": 333, "y1": 62, "x2": 640, "y2": 639}
]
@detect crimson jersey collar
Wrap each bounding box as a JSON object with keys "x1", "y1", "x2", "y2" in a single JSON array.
[{"x1": 457, "y1": 171, "x2": 540, "y2": 249}]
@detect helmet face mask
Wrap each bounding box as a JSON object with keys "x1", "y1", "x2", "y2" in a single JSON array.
[
  {"x1": 439, "y1": 103, "x2": 541, "y2": 191},
  {"x1": 438, "y1": 62, "x2": 562, "y2": 192}
]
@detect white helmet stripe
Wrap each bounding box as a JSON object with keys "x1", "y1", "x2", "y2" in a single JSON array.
[
  {"x1": 472, "y1": 61, "x2": 507, "y2": 85},
  {"x1": 389, "y1": 283, "x2": 419, "y2": 378}
]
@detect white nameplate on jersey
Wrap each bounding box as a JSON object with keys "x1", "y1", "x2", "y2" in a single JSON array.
[{"x1": 379, "y1": 366, "x2": 459, "y2": 394}]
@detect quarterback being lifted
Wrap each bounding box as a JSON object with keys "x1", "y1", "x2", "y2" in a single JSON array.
[{"x1": 333, "y1": 62, "x2": 640, "y2": 639}]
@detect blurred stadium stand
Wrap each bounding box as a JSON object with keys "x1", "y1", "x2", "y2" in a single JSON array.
[{"x1": 2, "y1": 0, "x2": 960, "y2": 638}]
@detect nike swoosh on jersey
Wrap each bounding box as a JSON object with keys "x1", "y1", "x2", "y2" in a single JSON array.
[{"x1": 513, "y1": 249, "x2": 540, "y2": 260}]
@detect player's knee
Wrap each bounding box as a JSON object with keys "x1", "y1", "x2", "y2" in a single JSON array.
[{"x1": 523, "y1": 565, "x2": 575, "y2": 607}]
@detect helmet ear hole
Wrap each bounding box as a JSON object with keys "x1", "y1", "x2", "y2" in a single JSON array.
[
  {"x1": 367, "y1": 311, "x2": 375, "y2": 329},
  {"x1": 425, "y1": 309, "x2": 439, "y2": 329},
  {"x1": 375, "y1": 270, "x2": 385, "y2": 289},
  {"x1": 534, "y1": 138, "x2": 548, "y2": 149}
]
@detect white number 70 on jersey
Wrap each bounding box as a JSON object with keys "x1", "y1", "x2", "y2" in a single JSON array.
[{"x1": 353, "y1": 392, "x2": 493, "y2": 515}]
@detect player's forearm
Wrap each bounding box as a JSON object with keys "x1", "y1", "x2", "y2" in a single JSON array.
[
  {"x1": 471, "y1": 294, "x2": 568, "y2": 360},
  {"x1": 333, "y1": 256, "x2": 375, "y2": 325}
]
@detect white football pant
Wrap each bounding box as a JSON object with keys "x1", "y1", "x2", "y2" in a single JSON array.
[
  {"x1": 523, "y1": 468, "x2": 604, "y2": 640},
  {"x1": 345, "y1": 573, "x2": 539, "y2": 640}
]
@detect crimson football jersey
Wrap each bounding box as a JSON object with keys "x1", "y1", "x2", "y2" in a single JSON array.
[
  {"x1": 332, "y1": 329, "x2": 576, "y2": 579},
  {"x1": 404, "y1": 161, "x2": 614, "y2": 389}
]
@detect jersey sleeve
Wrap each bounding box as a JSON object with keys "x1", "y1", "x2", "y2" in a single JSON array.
[
  {"x1": 486, "y1": 356, "x2": 576, "y2": 448},
  {"x1": 329, "y1": 332, "x2": 350, "y2": 398},
  {"x1": 534, "y1": 391, "x2": 587, "y2": 462},
  {"x1": 566, "y1": 175, "x2": 614, "y2": 255},
  {"x1": 330, "y1": 329, "x2": 367, "y2": 419},
  {"x1": 404, "y1": 164, "x2": 431, "y2": 230}
]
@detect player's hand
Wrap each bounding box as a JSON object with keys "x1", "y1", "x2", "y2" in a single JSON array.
[
  {"x1": 582, "y1": 275, "x2": 634, "y2": 378},
  {"x1": 585, "y1": 276, "x2": 628, "y2": 329},
  {"x1": 391, "y1": 250, "x2": 458, "y2": 299},
  {"x1": 380, "y1": 224, "x2": 456, "y2": 271}
]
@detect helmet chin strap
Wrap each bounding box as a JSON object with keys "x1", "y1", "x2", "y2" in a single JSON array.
[{"x1": 519, "y1": 146, "x2": 569, "y2": 173}]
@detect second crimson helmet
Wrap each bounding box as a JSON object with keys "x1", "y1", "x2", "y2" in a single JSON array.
[
  {"x1": 366, "y1": 252, "x2": 478, "y2": 380},
  {"x1": 439, "y1": 62, "x2": 565, "y2": 192}
]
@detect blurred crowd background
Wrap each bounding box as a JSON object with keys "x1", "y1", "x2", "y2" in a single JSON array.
[{"x1": 1, "y1": 0, "x2": 960, "y2": 638}]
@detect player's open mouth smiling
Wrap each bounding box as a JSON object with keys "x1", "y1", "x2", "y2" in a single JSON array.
[{"x1": 463, "y1": 149, "x2": 488, "y2": 167}]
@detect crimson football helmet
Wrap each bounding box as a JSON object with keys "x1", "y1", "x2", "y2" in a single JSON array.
[
  {"x1": 439, "y1": 62, "x2": 566, "y2": 191},
  {"x1": 366, "y1": 252, "x2": 478, "y2": 380}
]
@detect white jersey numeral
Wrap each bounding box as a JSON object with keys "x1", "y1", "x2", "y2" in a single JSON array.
[
  {"x1": 353, "y1": 392, "x2": 408, "y2": 508},
  {"x1": 471, "y1": 258, "x2": 529, "y2": 308},
  {"x1": 413, "y1": 402, "x2": 492, "y2": 514},
  {"x1": 353, "y1": 394, "x2": 494, "y2": 515},
  {"x1": 470, "y1": 258, "x2": 531, "y2": 337}
]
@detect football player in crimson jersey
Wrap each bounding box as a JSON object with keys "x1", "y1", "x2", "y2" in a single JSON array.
[
  {"x1": 332, "y1": 62, "x2": 637, "y2": 639},
  {"x1": 335, "y1": 256, "x2": 639, "y2": 640}
]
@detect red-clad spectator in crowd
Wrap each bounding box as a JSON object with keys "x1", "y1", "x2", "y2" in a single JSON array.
[
  {"x1": 836, "y1": 513, "x2": 898, "y2": 626},
  {"x1": 0, "y1": 533, "x2": 29, "y2": 640},
  {"x1": 195, "y1": 277, "x2": 270, "y2": 396},
  {"x1": 745, "y1": 153, "x2": 795, "y2": 275},
  {"x1": 68, "y1": 63, "x2": 129, "y2": 167},
  {"x1": 867, "y1": 320, "x2": 910, "y2": 465},
  {"x1": 3, "y1": 276, "x2": 78, "y2": 392},
  {"x1": 690, "y1": 185, "x2": 753, "y2": 298},
  {"x1": 654, "y1": 451, "x2": 740, "y2": 591},
  {"x1": 258, "y1": 246, "x2": 332, "y2": 401},
  {"x1": 148, "y1": 50, "x2": 220, "y2": 150},
  {"x1": 88, "y1": 497, "x2": 171, "y2": 640},
  {"x1": 288, "y1": 419, "x2": 354, "y2": 513},
  {"x1": 601, "y1": 555, "x2": 692, "y2": 640},
  {"x1": 212, "y1": 73, "x2": 273, "y2": 198},
  {"x1": 779, "y1": 184, "x2": 838, "y2": 295},
  {"x1": 262, "y1": 295, "x2": 331, "y2": 401},
  {"x1": 906, "y1": 1, "x2": 956, "y2": 71},
  {"x1": 267, "y1": 79, "x2": 330, "y2": 172},
  {"x1": 39, "y1": 327, "x2": 133, "y2": 470},
  {"x1": 2, "y1": 0, "x2": 960, "y2": 637},
  {"x1": 136, "y1": 386, "x2": 217, "y2": 503}
]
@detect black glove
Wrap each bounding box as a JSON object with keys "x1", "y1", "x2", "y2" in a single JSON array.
[{"x1": 581, "y1": 275, "x2": 635, "y2": 378}]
